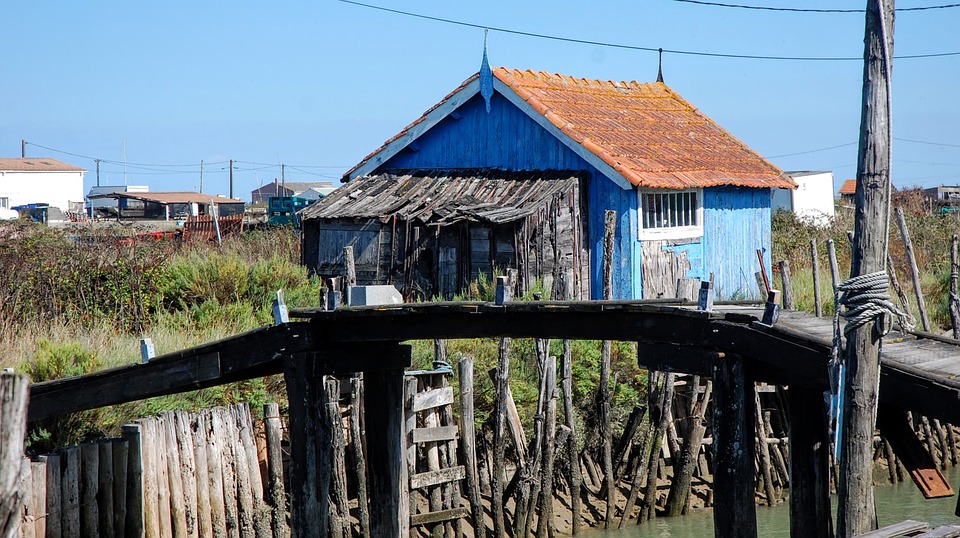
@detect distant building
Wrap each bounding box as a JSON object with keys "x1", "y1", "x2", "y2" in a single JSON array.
[
  {"x1": 773, "y1": 171, "x2": 836, "y2": 225},
  {"x1": 0, "y1": 157, "x2": 85, "y2": 212},
  {"x1": 251, "y1": 179, "x2": 335, "y2": 204},
  {"x1": 923, "y1": 185, "x2": 960, "y2": 208},
  {"x1": 87, "y1": 191, "x2": 244, "y2": 220},
  {"x1": 87, "y1": 185, "x2": 149, "y2": 217},
  {"x1": 838, "y1": 179, "x2": 857, "y2": 206}
]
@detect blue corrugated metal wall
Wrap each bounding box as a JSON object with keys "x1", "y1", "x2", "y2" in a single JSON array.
[
  {"x1": 375, "y1": 91, "x2": 638, "y2": 299},
  {"x1": 702, "y1": 186, "x2": 773, "y2": 300}
]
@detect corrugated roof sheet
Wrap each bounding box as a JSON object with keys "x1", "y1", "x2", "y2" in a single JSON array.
[
  {"x1": 839, "y1": 179, "x2": 857, "y2": 195},
  {"x1": 344, "y1": 68, "x2": 794, "y2": 190},
  {"x1": 302, "y1": 170, "x2": 581, "y2": 225},
  {"x1": 0, "y1": 158, "x2": 85, "y2": 172}
]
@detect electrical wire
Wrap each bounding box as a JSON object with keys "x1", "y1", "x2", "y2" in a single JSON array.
[
  {"x1": 671, "y1": 0, "x2": 960, "y2": 13},
  {"x1": 336, "y1": 0, "x2": 960, "y2": 61},
  {"x1": 770, "y1": 142, "x2": 858, "y2": 158}
]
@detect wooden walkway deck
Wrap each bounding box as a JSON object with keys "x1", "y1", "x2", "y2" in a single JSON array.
[{"x1": 27, "y1": 300, "x2": 960, "y2": 426}]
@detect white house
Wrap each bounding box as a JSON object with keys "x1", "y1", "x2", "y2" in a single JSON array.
[
  {"x1": 0, "y1": 158, "x2": 85, "y2": 212},
  {"x1": 773, "y1": 170, "x2": 836, "y2": 225}
]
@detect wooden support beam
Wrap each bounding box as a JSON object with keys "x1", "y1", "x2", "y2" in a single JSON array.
[
  {"x1": 877, "y1": 405, "x2": 953, "y2": 499},
  {"x1": 365, "y1": 363, "x2": 411, "y2": 538},
  {"x1": 787, "y1": 386, "x2": 833, "y2": 538},
  {"x1": 29, "y1": 323, "x2": 311, "y2": 422},
  {"x1": 712, "y1": 354, "x2": 757, "y2": 538}
]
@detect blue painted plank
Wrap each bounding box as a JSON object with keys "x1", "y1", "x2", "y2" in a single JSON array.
[{"x1": 702, "y1": 187, "x2": 773, "y2": 300}]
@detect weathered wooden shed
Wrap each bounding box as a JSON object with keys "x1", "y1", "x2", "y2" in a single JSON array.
[
  {"x1": 301, "y1": 169, "x2": 586, "y2": 300},
  {"x1": 305, "y1": 66, "x2": 795, "y2": 300}
]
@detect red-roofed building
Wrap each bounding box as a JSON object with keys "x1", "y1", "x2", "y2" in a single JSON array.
[
  {"x1": 306, "y1": 67, "x2": 794, "y2": 300},
  {"x1": 839, "y1": 179, "x2": 857, "y2": 205}
]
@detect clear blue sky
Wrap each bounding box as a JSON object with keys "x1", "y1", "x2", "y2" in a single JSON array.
[{"x1": 3, "y1": 1, "x2": 958, "y2": 201}]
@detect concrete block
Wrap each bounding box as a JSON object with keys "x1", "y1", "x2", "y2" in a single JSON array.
[{"x1": 349, "y1": 285, "x2": 403, "y2": 306}]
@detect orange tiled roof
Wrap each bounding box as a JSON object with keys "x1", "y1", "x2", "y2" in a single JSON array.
[
  {"x1": 839, "y1": 179, "x2": 857, "y2": 195},
  {"x1": 345, "y1": 68, "x2": 795, "y2": 190}
]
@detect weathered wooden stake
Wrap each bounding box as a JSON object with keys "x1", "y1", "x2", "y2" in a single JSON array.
[
  {"x1": 838, "y1": 1, "x2": 895, "y2": 533},
  {"x1": 665, "y1": 379, "x2": 712, "y2": 517},
  {"x1": 283, "y1": 354, "x2": 323, "y2": 538},
  {"x1": 754, "y1": 388, "x2": 778, "y2": 505},
  {"x1": 950, "y1": 235, "x2": 960, "y2": 339},
  {"x1": 601, "y1": 209, "x2": 616, "y2": 528},
  {"x1": 887, "y1": 253, "x2": 914, "y2": 321},
  {"x1": 97, "y1": 441, "x2": 115, "y2": 538},
  {"x1": 827, "y1": 239, "x2": 841, "y2": 292},
  {"x1": 0, "y1": 373, "x2": 28, "y2": 538},
  {"x1": 264, "y1": 403, "x2": 290, "y2": 538},
  {"x1": 640, "y1": 372, "x2": 674, "y2": 523},
  {"x1": 458, "y1": 357, "x2": 485, "y2": 538},
  {"x1": 365, "y1": 363, "x2": 410, "y2": 538},
  {"x1": 561, "y1": 339, "x2": 582, "y2": 535},
  {"x1": 779, "y1": 260, "x2": 795, "y2": 310},
  {"x1": 712, "y1": 355, "x2": 757, "y2": 538},
  {"x1": 895, "y1": 207, "x2": 930, "y2": 331},
  {"x1": 44, "y1": 453, "x2": 62, "y2": 538},
  {"x1": 811, "y1": 239, "x2": 824, "y2": 317},
  {"x1": 348, "y1": 380, "x2": 370, "y2": 538},
  {"x1": 325, "y1": 378, "x2": 351, "y2": 537},
  {"x1": 536, "y1": 355, "x2": 558, "y2": 538},
  {"x1": 121, "y1": 425, "x2": 144, "y2": 538},
  {"x1": 492, "y1": 338, "x2": 510, "y2": 538}
]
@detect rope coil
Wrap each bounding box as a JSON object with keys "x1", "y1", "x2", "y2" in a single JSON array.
[{"x1": 828, "y1": 270, "x2": 913, "y2": 456}]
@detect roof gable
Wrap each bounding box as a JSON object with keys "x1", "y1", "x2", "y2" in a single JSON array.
[
  {"x1": 839, "y1": 179, "x2": 857, "y2": 195},
  {"x1": 344, "y1": 68, "x2": 794, "y2": 190}
]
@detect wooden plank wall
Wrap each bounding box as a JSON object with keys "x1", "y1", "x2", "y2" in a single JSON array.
[
  {"x1": 701, "y1": 186, "x2": 772, "y2": 301},
  {"x1": 17, "y1": 403, "x2": 288, "y2": 538}
]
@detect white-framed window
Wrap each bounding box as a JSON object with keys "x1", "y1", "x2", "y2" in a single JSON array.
[
  {"x1": 0, "y1": 197, "x2": 8, "y2": 209},
  {"x1": 639, "y1": 189, "x2": 703, "y2": 239}
]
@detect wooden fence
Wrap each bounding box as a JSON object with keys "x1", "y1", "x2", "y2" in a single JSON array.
[
  {"x1": 183, "y1": 214, "x2": 244, "y2": 242},
  {"x1": 16, "y1": 403, "x2": 288, "y2": 538}
]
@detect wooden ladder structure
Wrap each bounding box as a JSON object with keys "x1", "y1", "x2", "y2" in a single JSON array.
[{"x1": 405, "y1": 368, "x2": 469, "y2": 535}]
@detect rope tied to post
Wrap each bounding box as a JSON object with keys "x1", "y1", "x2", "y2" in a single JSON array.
[
  {"x1": 828, "y1": 270, "x2": 913, "y2": 455},
  {"x1": 831, "y1": 270, "x2": 913, "y2": 363}
]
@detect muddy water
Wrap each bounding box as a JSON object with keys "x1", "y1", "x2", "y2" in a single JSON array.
[{"x1": 582, "y1": 464, "x2": 960, "y2": 537}]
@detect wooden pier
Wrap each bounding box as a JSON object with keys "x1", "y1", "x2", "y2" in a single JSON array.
[{"x1": 23, "y1": 299, "x2": 960, "y2": 536}]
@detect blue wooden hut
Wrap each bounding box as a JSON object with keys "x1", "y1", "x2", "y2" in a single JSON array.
[{"x1": 302, "y1": 66, "x2": 795, "y2": 301}]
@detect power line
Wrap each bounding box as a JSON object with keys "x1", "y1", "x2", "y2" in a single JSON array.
[
  {"x1": 770, "y1": 142, "x2": 858, "y2": 158},
  {"x1": 24, "y1": 141, "x2": 228, "y2": 168},
  {"x1": 337, "y1": 0, "x2": 960, "y2": 61},
  {"x1": 672, "y1": 0, "x2": 960, "y2": 13},
  {"x1": 895, "y1": 137, "x2": 960, "y2": 148}
]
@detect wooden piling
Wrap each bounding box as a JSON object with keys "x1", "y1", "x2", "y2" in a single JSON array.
[
  {"x1": 97, "y1": 441, "x2": 115, "y2": 538},
  {"x1": 45, "y1": 452, "x2": 62, "y2": 538},
  {"x1": 811, "y1": 239, "x2": 823, "y2": 317},
  {"x1": 764, "y1": 411, "x2": 789, "y2": 488},
  {"x1": 284, "y1": 354, "x2": 323, "y2": 538},
  {"x1": 536, "y1": 355, "x2": 558, "y2": 538},
  {"x1": 561, "y1": 338, "x2": 582, "y2": 535},
  {"x1": 122, "y1": 425, "x2": 143, "y2": 538},
  {"x1": 951, "y1": 235, "x2": 960, "y2": 339},
  {"x1": 110, "y1": 438, "x2": 128, "y2": 537},
  {"x1": 601, "y1": 209, "x2": 616, "y2": 528},
  {"x1": 31, "y1": 458, "x2": 47, "y2": 538},
  {"x1": 640, "y1": 371, "x2": 674, "y2": 522},
  {"x1": 235, "y1": 404, "x2": 270, "y2": 537},
  {"x1": 325, "y1": 378, "x2": 351, "y2": 538},
  {"x1": 712, "y1": 355, "x2": 757, "y2": 538},
  {"x1": 895, "y1": 207, "x2": 931, "y2": 331},
  {"x1": 787, "y1": 386, "x2": 833, "y2": 537},
  {"x1": 492, "y1": 338, "x2": 511, "y2": 538},
  {"x1": 887, "y1": 253, "x2": 914, "y2": 320},
  {"x1": 191, "y1": 414, "x2": 214, "y2": 538},
  {"x1": 264, "y1": 403, "x2": 289, "y2": 538},
  {"x1": 838, "y1": 2, "x2": 896, "y2": 533},
  {"x1": 0, "y1": 373, "x2": 28, "y2": 538},
  {"x1": 161, "y1": 412, "x2": 189, "y2": 538},
  {"x1": 826, "y1": 239, "x2": 841, "y2": 291},
  {"x1": 204, "y1": 411, "x2": 228, "y2": 538},
  {"x1": 61, "y1": 446, "x2": 81, "y2": 538},
  {"x1": 364, "y1": 364, "x2": 410, "y2": 538},
  {"x1": 458, "y1": 357, "x2": 485, "y2": 538},
  {"x1": 80, "y1": 443, "x2": 100, "y2": 537},
  {"x1": 754, "y1": 389, "x2": 778, "y2": 505},
  {"x1": 20, "y1": 456, "x2": 33, "y2": 538},
  {"x1": 664, "y1": 379, "x2": 712, "y2": 517}
]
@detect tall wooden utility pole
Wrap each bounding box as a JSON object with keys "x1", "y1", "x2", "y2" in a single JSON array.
[
  {"x1": 837, "y1": 1, "x2": 894, "y2": 536},
  {"x1": 229, "y1": 159, "x2": 234, "y2": 199}
]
